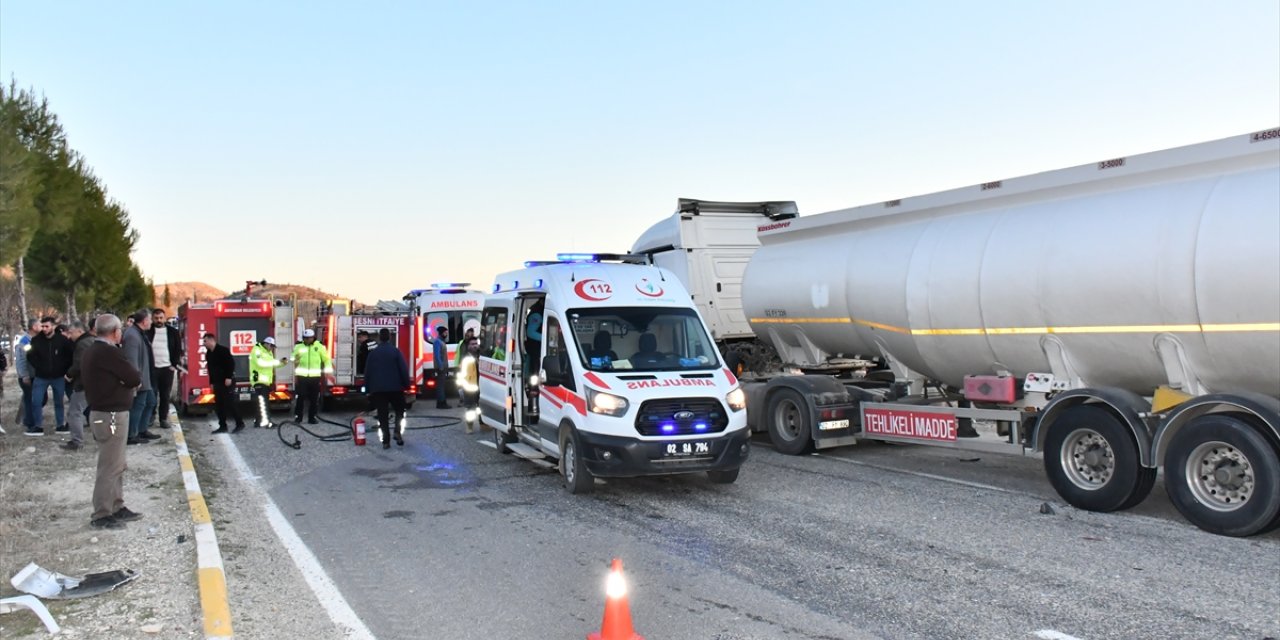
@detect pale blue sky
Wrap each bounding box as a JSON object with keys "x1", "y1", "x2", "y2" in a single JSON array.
[{"x1": 3, "y1": 1, "x2": 1278, "y2": 303}]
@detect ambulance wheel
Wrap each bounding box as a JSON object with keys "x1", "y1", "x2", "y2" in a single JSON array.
[
  {"x1": 1043, "y1": 405, "x2": 1146, "y2": 513},
  {"x1": 766, "y1": 388, "x2": 814, "y2": 455},
  {"x1": 561, "y1": 430, "x2": 595, "y2": 494},
  {"x1": 707, "y1": 468, "x2": 740, "y2": 484},
  {"x1": 493, "y1": 425, "x2": 514, "y2": 454}
]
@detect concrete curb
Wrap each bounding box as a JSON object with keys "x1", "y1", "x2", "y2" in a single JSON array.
[{"x1": 172, "y1": 421, "x2": 234, "y2": 639}]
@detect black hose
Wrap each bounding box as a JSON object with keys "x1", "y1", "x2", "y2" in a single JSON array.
[{"x1": 276, "y1": 410, "x2": 463, "y2": 449}]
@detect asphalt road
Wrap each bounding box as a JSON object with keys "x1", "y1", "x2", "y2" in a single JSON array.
[{"x1": 213, "y1": 404, "x2": 1280, "y2": 640}]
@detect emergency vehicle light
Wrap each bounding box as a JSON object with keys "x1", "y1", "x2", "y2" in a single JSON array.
[
  {"x1": 431, "y1": 282, "x2": 471, "y2": 289},
  {"x1": 557, "y1": 253, "x2": 598, "y2": 262},
  {"x1": 534, "y1": 279, "x2": 544, "y2": 289},
  {"x1": 661, "y1": 423, "x2": 676, "y2": 434},
  {"x1": 493, "y1": 284, "x2": 501, "y2": 293}
]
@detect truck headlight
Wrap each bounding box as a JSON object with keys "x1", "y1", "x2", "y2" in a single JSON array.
[
  {"x1": 587, "y1": 388, "x2": 629, "y2": 416},
  {"x1": 726, "y1": 387, "x2": 746, "y2": 412}
]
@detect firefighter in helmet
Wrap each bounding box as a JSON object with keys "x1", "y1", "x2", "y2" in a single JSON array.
[
  {"x1": 291, "y1": 329, "x2": 333, "y2": 424},
  {"x1": 457, "y1": 336, "x2": 481, "y2": 432},
  {"x1": 249, "y1": 337, "x2": 288, "y2": 428}
]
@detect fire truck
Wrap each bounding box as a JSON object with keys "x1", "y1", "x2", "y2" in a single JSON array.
[
  {"x1": 177, "y1": 293, "x2": 296, "y2": 416},
  {"x1": 316, "y1": 300, "x2": 418, "y2": 408},
  {"x1": 404, "y1": 284, "x2": 485, "y2": 398}
]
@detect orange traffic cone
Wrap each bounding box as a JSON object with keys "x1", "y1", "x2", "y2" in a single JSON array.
[{"x1": 588, "y1": 558, "x2": 644, "y2": 640}]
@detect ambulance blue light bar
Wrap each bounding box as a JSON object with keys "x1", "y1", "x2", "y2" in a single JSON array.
[
  {"x1": 431, "y1": 282, "x2": 471, "y2": 289},
  {"x1": 557, "y1": 253, "x2": 599, "y2": 262}
]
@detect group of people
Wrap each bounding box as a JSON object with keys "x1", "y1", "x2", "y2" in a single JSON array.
[{"x1": 6, "y1": 312, "x2": 177, "y2": 529}]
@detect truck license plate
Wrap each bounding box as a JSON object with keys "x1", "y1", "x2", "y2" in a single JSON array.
[
  {"x1": 663, "y1": 441, "x2": 710, "y2": 457},
  {"x1": 819, "y1": 419, "x2": 849, "y2": 431},
  {"x1": 238, "y1": 392, "x2": 251, "y2": 401}
]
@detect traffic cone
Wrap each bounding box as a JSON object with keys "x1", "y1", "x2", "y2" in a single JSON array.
[{"x1": 588, "y1": 558, "x2": 644, "y2": 640}]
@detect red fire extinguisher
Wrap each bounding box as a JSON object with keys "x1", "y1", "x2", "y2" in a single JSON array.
[{"x1": 352, "y1": 416, "x2": 367, "y2": 446}]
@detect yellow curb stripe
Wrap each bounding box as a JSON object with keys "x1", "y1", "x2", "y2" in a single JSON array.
[
  {"x1": 172, "y1": 419, "x2": 234, "y2": 639},
  {"x1": 198, "y1": 567, "x2": 233, "y2": 637}
]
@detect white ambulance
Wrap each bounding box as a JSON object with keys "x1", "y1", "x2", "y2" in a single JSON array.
[
  {"x1": 478, "y1": 254, "x2": 751, "y2": 493},
  {"x1": 404, "y1": 284, "x2": 486, "y2": 397}
]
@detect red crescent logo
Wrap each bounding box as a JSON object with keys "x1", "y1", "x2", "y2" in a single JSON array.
[
  {"x1": 636, "y1": 279, "x2": 664, "y2": 297},
  {"x1": 574, "y1": 279, "x2": 612, "y2": 302}
]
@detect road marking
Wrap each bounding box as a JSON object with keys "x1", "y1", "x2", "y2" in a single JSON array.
[
  {"x1": 218, "y1": 431, "x2": 377, "y2": 640},
  {"x1": 816, "y1": 454, "x2": 1037, "y2": 497},
  {"x1": 1035, "y1": 630, "x2": 1086, "y2": 640},
  {"x1": 171, "y1": 420, "x2": 233, "y2": 640}
]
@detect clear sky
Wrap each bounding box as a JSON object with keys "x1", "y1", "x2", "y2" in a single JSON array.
[{"x1": 3, "y1": 1, "x2": 1278, "y2": 304}]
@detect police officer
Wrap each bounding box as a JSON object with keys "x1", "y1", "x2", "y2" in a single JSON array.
[
  {"x1": 291, "y1": 329, "x2": 332, "y2": 424},
  {"x1": 249, "y1": 337, "x2": 288, "y2": 428}
]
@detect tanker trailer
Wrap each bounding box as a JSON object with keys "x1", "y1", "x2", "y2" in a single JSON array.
[{"x1": 739, "y1": 128, "x2": 1280, "y2": 537}]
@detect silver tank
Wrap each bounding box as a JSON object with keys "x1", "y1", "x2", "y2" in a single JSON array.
[{"x1": 743, "y1": 131, "x2": 1280, "y2": 397}]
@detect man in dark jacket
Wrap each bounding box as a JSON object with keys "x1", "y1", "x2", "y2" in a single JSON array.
[
  {"x1": 146, "y1": 308, "x2": 183, "y2": 428},
  {"x1": 203, "y1": 333, "x2": 244, "y2": 433},
  {"x1": 81, "y1": 314, "x2": 144, "y2": 529},
  {"x1": 28, "y1": 316, "x2": 74, "y2": 435},
  {"x1": 62, "y1": 321, "x2": 96, "y2": 450},
  {"x1": 364, "y1": 328, "x2": 410, "y2": 448},
  {"x1": 122, "y1": 311, "x2": 158, "y2": 444}
]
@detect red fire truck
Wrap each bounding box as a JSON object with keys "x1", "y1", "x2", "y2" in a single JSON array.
[
  {"x1": 177, "y1": 296, "x2": 296, "y2": 416},
  {"x1": 316, "y1": 301, "x2": 418, "y2": 408}
]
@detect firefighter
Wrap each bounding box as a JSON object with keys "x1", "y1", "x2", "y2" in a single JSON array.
[
  {"x1": 249, "y1": 337, "x2": 288, "y2": 428},
  {"x1": 456, "y1": 337, "x2": 481, "y2": 432},
  {"x1": 291, "y1": 329, "x2": 332, "y2": 424}
]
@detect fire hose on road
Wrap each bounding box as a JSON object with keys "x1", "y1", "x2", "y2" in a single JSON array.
[{"x1": 275, "y1": 412, "x2": 461, "y2": 450}]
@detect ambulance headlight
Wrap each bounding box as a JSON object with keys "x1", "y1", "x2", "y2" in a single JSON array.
[
  {"x1": 586, "y1": 388, "x2": 629, "y2": 417},
  {"x1": 726, "y1": 387, "x2": 746, "y2": 412}
]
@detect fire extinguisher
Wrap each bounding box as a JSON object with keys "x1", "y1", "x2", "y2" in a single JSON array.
[{"x1": 352, "y1": 416, "x2": 367, "y2": 446}]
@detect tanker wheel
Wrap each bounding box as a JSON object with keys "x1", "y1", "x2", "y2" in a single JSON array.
[
  {"x1": 1043, "y1": 405, "x2": 1147, "y2": 513},
  {"x1": 1164, "y1": 414, "x2": 1280, "y2": 537},
  {"x1": 767, "y1": 388, "x2": 814, "y2": 456}
]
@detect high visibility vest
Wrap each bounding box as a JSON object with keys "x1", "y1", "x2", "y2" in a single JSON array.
[
  {"x1": 292, "y1": 341, "x2": 333, "y2": 378},
  {"x1": 457, "y1": 355, "x2": 479, "y2": 393},
  {"x1": 249, "y1": 344, "x2": 283, "y2": 385}
]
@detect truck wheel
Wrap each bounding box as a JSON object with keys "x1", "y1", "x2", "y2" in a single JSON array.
[
  {"x1": 724, "y1": 352, "x2": 744, "y2": 377},
  {"x1": 707, "y1": 468, "x2": 740, "y2": 484},
  {"x1": 561, "y1": 430, "x2": 595, "y2": 494},
  {"x1": 1164, "y1": 414, "x2": 1280, "y2": 537},
  {"x1": 1043, "y1": 405, "x2": 1145, "y2": 513},
  {"x1": 767, "y1": 388, "x2": 814, "y2": 455}
]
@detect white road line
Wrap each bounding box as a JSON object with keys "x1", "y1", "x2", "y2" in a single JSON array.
[
  {"x1": 817, "y1": 454, "x2": 1035, "y2": 497},
  {"x1": 218, "y1": 434, "x2": 377, "y2": 640},
  {"x1": 1035, "y1": 630, "x2": 1086, "y2": 640}
]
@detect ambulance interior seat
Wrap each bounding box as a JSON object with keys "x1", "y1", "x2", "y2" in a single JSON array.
[
  {"x1": 590, "y1": 330, "x2": 618, "y2": 361},
  {"x1": 632, "y1": 332, "x2": 664, "y2": 367}
]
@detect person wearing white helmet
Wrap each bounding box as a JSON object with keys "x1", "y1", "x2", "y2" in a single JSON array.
[
  {"x1": 249, "y1": 335, "x2": 288, "y2": 428},
  {"x1": 291, "y1": 328, "x2": 332, "y2": 424}
]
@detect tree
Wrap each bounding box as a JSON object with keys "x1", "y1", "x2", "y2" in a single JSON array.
[
  {"x1": 162, "y1": 283, "x2": 172, "y2": 310},
  {"x1": 0, "y1": 81, "x2": 76, "y2": 265}
]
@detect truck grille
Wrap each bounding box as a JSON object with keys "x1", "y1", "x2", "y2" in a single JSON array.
[{"x1": 634, "y1": 398, "x2": 728, "y2": 436}]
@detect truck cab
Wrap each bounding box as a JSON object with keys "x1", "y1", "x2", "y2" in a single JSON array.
[{"x1": 478, "y1": 254, "x2": 751, "y2": 493}]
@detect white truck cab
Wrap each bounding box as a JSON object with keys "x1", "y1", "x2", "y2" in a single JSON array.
[{"x1": 478, "y1": 253, "x2": 751, "y2": 493}]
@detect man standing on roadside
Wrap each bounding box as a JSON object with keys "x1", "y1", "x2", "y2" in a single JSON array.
[
  {"x1": 432, "y1": 325, "x2": 451, "y2": 409},
  {"x1": 62, "y1": 321, "x2": 96, "y2": 451},
  {"x1": 249, "y1": 336, "x2": 287, "y2": 428},
  {"x1": 28, "y1": 316, "x2": 74, "y2": 436},
  {"x1": 14, "y1": 320, "x2": 37, "y2": 430},
  {"x1": 291, "y1": 329, "x2": 332, "y2": 425},
  {"x1": 81, "y1": 314, "x2": 143, "y2": 529},
  {"x1": 122, "y1": 310, "x2": 159, "y2": 445},
  {"x1": 365, "y1": 328, "x2": 410, "y2": 448},
  {"x1": 147, "y1": 308, "x2": 183, "y2": 429},
  {"x1": 205, "y1": 333, "x2": 244, "y2": 433}
]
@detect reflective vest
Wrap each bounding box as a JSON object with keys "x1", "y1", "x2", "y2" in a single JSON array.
[
  {"x1": 457, "y1": 354, "x2": 479, "y2": 393},
  {"x1": 291, "y1": 341, "x2": 333, "y2": 378},
  {"x1": 249, "y1": 343, "x2": 284, "y2": 385}
]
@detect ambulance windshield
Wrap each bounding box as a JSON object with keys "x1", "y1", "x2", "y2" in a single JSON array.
[{"x1": 568, "y1": 307, "x2": 719, "y2": 372}]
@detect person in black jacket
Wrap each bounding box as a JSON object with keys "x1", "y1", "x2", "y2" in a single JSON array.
[
  {"x1": 146, "y1": 308, "x2": 184, "y2": 428},
  {"x1": 364, "y1": 328, "x2": 410, "y2": 448},
  {"x1": 28, "y1": 316, "x2": 74, "y2": 435},
  {"x1": 203, "y1": 333, "x2": 244, "y2": 433}
]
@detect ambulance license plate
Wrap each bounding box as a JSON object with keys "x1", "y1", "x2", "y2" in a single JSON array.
[{"x1": 663, "y1": 441, "x2": 711, "y2": 457}]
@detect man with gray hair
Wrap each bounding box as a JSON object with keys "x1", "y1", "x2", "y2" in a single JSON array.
[
  {"x1": 81, "y1": 314, "x2": 144, "y2": 529},
  {"x1": 62, "y1": 321, "x2": 96, "y2": 450},
  {"x1": 122, "y1": 310, "x2": 159, "y2": 445}
]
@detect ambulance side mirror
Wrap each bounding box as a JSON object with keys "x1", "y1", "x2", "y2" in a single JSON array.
[{"x1": 542, "y1": 356, "x2": 564, "y2": 388}]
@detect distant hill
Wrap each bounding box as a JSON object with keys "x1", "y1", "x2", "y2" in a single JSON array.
[
  {"x1": 153, "y1": 282, "x2": 358, "y2": 320},
  {"x1": 153, "y1": 282, "x2": 228, "y2": 314}
]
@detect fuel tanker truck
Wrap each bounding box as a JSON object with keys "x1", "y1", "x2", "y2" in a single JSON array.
[{"x1": 632, "y1": 128, "x2": 1280, "y2": 536}]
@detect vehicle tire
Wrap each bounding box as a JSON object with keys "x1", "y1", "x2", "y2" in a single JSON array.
[
  {"x1": 561, "y1": 430, "x2": 595, "y2": 494},
  {"x1": 493, "y1": 424, "x2": 514, "y2": 454},
  {"x1": 1118, "y1": 464, "x2": 1158, "y2": 510},
  {"x1": 766, "y1": 388, "x2": 814, "y2": 455},
  {"x1": 1043, "y1": 405, "x2": 1145, "y2": 513},
  {"x1": 1163, "y1": 414, "x2": 1280, "y2": 537},
  {"x1": 707, "y1": 468, "x2": 740, "y2": 484},
  {"x1": 178, "y1": 401, "x2": 190, "y2": 417}
]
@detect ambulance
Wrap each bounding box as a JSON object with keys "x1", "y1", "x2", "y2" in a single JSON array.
[
  {"x1": 478, "y1": 254, "x2": 751, "y2": 493},
  {"x1": 404, "y1": 284, "x2": 485, "y2": 398}
]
